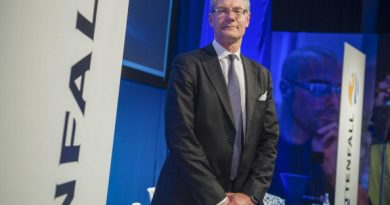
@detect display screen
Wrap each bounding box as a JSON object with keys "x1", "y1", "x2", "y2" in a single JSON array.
[{"x1": 122, "y1": 0, "x2": 173, "y2": 86}]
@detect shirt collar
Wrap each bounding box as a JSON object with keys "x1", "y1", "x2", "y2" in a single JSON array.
[{"x1": 212, "y1": 40, "x2": 241, "y2": 61}]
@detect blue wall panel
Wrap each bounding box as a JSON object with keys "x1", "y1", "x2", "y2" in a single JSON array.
[{"x1": 107, "y1": 80, "x2": 167, "y2": 205}]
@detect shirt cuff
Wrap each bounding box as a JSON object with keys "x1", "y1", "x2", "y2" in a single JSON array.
[{"x1": 216, "y1": 196, "x2": 228, "y2": 205}]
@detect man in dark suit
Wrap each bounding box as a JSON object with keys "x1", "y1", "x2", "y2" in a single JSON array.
[{"x1": 152, "y1": 0, "x2": 279, "y2": 204}]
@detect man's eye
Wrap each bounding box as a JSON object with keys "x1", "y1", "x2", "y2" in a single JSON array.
[
  {"x1": 313, "y1": 85, "x2": 327, "y2": 90},
  {"x1": 310, "y1": 85, "x2": 328, "y2": 93},
  {"x1": 216, "y1": 8, "x2": 227, "y2": 13}
]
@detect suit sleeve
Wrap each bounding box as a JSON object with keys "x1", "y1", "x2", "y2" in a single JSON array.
[
  {"x1": 165, "y1": 55, "x2": 226, "y2": 204},
  {"x1": 242, "y1": 70, "x2": 279, "y2": 201}
]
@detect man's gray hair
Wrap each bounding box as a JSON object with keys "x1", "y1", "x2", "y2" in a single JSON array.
[{"x1": 210, "y1": 0, "x2": 250, "y2": 11}]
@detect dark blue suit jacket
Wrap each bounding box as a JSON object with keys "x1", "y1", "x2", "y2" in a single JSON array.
[{"x1": 152, "y1": 44, "x2": 279, "y2": 205}]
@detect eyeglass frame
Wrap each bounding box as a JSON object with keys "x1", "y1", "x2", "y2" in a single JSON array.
[
  {"x1": 283, "y1": 79, "x2": 341, "y2": 96},
  {"x1": 211, "y1": 7, "x2": 248, "y2": 17}
]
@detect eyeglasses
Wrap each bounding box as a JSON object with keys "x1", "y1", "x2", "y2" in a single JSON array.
[
  {"x1": 284, "y1": 79, "x2": 341, "y2": 96},
  {"x1": 212, "y1": 7, "x2": 248, "y2": 17}
]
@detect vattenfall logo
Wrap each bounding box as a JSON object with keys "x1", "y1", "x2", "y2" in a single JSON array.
[{"x1": 348, "y1": 73, "x2": 358, "y2": 105}]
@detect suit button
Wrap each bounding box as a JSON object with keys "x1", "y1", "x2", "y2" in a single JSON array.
[{"x1": 228, "y1": 137, "x2": 234, "y2": 143}]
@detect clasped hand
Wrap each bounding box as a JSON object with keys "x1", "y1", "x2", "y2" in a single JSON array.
[{"x1": 222, "y1": 193, "x2": 255, "y2": 205}]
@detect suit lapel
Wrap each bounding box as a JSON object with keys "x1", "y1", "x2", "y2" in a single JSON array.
[
  {"x1": 201, "y1": 45, "x2": 235, "y2": 128},
  {"x1": 242, "y1": 56, "x2": 258, "y2": 140}
]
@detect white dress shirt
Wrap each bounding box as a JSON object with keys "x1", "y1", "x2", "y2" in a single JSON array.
[{"x1": 212, "y1": 40, "x2": 246, "y2": 136}]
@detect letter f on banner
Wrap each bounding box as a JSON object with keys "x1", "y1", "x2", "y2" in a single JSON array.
[{"x1": 60, "y1": 111, "x2": 80, "y2": 164}]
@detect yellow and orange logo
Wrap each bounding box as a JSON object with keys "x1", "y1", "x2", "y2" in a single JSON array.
[{"x1": 348, "y1": 73, "x2": 358, "y2": 105}]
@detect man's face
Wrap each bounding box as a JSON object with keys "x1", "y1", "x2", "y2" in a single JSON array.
[
  {"x1": 208, "y1": 0, "x2": 250, "y2": 44},
  {"x1": 289, "y1": 58, "x2": 341, "y2": 136}
]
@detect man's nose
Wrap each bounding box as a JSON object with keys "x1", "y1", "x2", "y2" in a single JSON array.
[
  {"x1": 225, "y1": 10, "x2": 236, "y2": 20},
  {"x1": 325, "y1": 91, "x2": 340, "y2": 108}
]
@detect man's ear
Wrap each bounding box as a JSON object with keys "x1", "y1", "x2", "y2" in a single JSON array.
[
  {"x1": 280, "y1": 81, "x2": 293, "y2": 99},
  {"x1": 209, "y1": 13, "x2": 213, "y2": 27},
  {"x1": 245, "y1": 12, "x2": 251, "y2": 27}
]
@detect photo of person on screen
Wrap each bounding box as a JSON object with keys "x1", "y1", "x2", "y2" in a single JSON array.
[{"x1": 268, "y1": 47, "x2": 341, "y2": 205}]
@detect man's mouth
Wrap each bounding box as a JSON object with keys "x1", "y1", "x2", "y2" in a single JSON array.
[{"x1": 222, "y1": 25, "x2": 237, "y2": 29}]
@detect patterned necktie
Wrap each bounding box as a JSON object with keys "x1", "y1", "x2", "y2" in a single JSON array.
[{"x1": 227, "y1": 54, "x2": 243, "y2": 180}]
